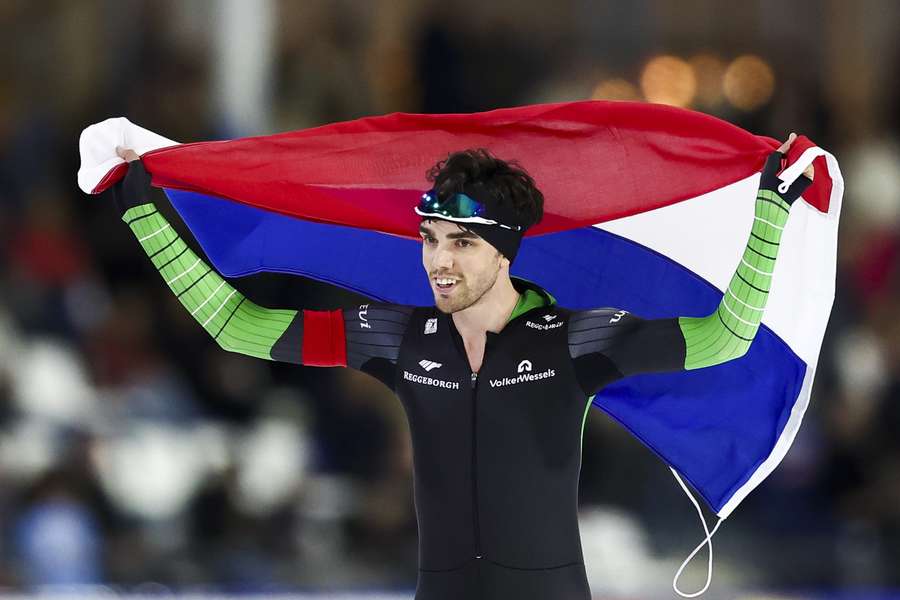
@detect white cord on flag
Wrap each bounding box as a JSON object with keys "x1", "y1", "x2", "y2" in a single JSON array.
[
  {"x1": 776, "y1": 146, "x2": 827, "y2": 194},
  {"x1": 670, "y1": 466, "x2": 725, "y2": 598}
]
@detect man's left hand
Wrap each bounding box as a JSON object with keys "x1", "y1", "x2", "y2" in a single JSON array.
[{"x1": 776, "y1": 132, "x2": 814, "y2": 181}]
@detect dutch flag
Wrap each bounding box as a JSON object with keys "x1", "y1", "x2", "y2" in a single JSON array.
[{"x1": 78, "y1": 100, "x2": 843, "y2": 595}]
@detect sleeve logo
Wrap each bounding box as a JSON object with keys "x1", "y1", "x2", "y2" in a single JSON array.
[
  {"x1": 609, "y1": 309, "x2": 628, "y2": 324},
  {"x1": 358, "y1": 304, "x2": 371, "y2": 329}
]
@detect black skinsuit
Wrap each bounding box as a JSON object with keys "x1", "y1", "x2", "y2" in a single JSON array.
[
  {"x1": 336, "y1": 277, "x2": 686, "y2": 599},
  {"x1": 110, "y1": 163, "x2": 687, "y2": 598},
  {"x1": 113, "y1": 153, "x2": 803, "y2": 598}
]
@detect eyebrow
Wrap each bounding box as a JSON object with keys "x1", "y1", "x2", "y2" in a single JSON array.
[{"x1": 418, "y1": 225, "x2": 480, "y2": 240}]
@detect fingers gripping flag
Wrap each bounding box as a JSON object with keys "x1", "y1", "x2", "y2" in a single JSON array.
[{"x1": 79, "y1": 100, "x2": 843, "y2": 595}]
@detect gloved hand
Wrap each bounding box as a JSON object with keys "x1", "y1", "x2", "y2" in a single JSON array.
[
  {"x1": 108, "y1": 147, "x2": 153, "y2": 216},
  {"x1": 759, "y1": 132, "x2": 814, "y2": 207}
]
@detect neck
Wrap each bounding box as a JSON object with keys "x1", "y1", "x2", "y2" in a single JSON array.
[{"x1": 452, "y1": 274, "x2": 520, "y2": 336}]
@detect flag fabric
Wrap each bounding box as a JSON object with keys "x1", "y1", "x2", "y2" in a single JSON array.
[{"x1": 78, "y1": 100, "x2": 842, "y2": 586}]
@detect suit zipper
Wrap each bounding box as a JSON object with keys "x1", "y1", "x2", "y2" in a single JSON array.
[{"x1": 471, "y1": 369, "x2": 482, "y2": 559}]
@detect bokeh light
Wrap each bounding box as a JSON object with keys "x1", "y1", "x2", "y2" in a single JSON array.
[
  {"x1": 0, "y1": 1, "x2": 896, "y2": 595},
  {"x1": 688, "y1": 52, "x2": 727, "y2": 108},
  {"x1": 639, "y1": 55, "x2": 696, "y2": 107},
  {"x1": 592, "y1": 78, "x2": 642, "y2": 102},
  {"x1": 723, "y1": 54, "x2": 775, "y2": 111}
]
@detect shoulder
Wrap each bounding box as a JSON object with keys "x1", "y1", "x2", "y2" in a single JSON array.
[
  {"x1": 342, "y1": 302, "x2": 424, "y2": 373},
  {"x1": 568, "y1": 307, "x2": 635, "y2": 329},
  {"x1": 343, "y1": 301, "x2": 419, "y2": 333},
  {"x1": 567, "y1": 307, "x2": 639, "y2": 358}
]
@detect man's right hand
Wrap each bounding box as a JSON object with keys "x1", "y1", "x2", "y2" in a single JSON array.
[
  {"x1": 110, "y1": 147, "x2": 153, "y2": 215},
  {"x1": 116, "y1": 146, "x2": 140, "y2": 162}
]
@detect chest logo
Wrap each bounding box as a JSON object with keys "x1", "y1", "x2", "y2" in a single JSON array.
[
  {"x1": 418, "y1": 359, "x2": 443, "y2": 372},
  {"x1": 424, "y1": 318, "x2": 438, "y2": 335},
  {"x1": 402, "y1": 370, "x2": 460, "y2": 389},
  {"x1": 542, "y1": 314, "x2": 558, "y2": 322},
  {"x1": 526, "y1": 319, "x2": 564, "y2": 330},
  {"x1": 490, "y1": 358, "x2": 556, "y2": 388}
]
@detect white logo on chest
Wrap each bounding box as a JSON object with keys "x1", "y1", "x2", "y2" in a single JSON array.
[
  {"x1": 424, "y1": 318, "x2": 438, "y2": 334},
  {"x1": 489, "y1": 358, "x2": 556, "y2": 388},
  {"x1": 418, "y1": 359, "x2": 442, "y2": 372},
  {"x1": 526, "y1": 319, "x2": 564, "y2": 330}
]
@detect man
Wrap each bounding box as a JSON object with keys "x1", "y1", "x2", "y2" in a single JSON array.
[{"x1": 112, "y1": 135, "x2": 812, "y2": 600}]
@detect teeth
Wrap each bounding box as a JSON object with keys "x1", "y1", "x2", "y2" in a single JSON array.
[{"x1": 435, "y1": 278, "x2": 457, "y2": 285}]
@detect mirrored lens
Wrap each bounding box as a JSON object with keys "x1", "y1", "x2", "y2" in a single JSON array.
[{"x1": 418, "y1": 190, "x2": 486, "y2": 219}]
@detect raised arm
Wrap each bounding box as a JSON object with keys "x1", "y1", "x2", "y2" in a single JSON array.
[
  {"x1": 569, "y1": 135, "x2": 813, "y2": 394},
  {"x1": 678, "y1": 140, "x2": 812, "y2": 369},
  {"x1": 110, "y1": 150, "x2": 412, "y2": 388}
]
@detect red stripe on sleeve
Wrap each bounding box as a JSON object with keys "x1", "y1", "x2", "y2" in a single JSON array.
[{"x1": 301, "y1": 309, "x2": 348, "y2": 367}]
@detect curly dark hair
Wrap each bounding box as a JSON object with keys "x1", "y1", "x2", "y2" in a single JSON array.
[{"x1": 425, "y1": 148, "x2": 544, "y2": 230}]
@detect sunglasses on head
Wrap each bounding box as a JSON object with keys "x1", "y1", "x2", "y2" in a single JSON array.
[{"x1": 414, "y1": 189, "x2": 523, "y2": 231}]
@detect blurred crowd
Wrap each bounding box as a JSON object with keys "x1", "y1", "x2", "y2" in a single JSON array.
[{"x1": 1, "y1": 0, "x2": 899, "y2": 596}]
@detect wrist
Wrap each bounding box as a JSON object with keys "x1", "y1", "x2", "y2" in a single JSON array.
[
  {"x1": 759, "y1": 150, "x2": 812, "y2": 207},
  {"x1": 111, "y1": 160, "x2": 154, "y2": 216}
]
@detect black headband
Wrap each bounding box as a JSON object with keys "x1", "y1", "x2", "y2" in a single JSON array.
[
  {"x1": 458, "y1": 221, "x2": 525, "y2": 264},
  {"x1": 421, "y1": 217, "x2": 525, "y2": 264},
  {"x1": 417, "y1": 182, "x2": 529, "y2": 264}
]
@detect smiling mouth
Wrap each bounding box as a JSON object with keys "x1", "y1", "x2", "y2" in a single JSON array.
[{"x1": 433, "y1": 277, "x2": 460, "y2": 294}]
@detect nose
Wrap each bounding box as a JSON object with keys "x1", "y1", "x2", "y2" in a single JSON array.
[{"x1": 432, "y1": 246, "x2": 454, "y2": 271}]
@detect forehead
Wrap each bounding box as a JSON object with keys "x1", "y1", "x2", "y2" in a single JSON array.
[{"x1": 418, "y1": 219, "x2": 482, "y2": 239}]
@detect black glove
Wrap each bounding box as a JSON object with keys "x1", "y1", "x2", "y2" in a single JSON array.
[
  {"x1": 109, "y1": 160, "x2": 153, "y2": 217},
  {"x1": 759, "y1": 150, "x2": 813, "y2": 207}
]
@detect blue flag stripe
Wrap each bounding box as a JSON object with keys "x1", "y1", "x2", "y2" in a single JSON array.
[{"x1": 166, "y1": 188, "x2": 806, "y2": 514}]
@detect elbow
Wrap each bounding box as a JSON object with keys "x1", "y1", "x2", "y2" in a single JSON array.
[
  {"x1": 216, "y1": 335, "x2": 241, "y2": 356},
  {"x1": 733, "y1": 341, "x2": 751, "y2": 361},
  {"x1": 722, "y1": 337, "x2": 753, "y2": 364},
  {"x1": 215, "y1": 333, "x2": 262, "y2": 360}
]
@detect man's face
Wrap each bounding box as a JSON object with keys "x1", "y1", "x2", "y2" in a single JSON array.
[{"x1": 420, "y1": 219, "x2": 504, "y2": 314}]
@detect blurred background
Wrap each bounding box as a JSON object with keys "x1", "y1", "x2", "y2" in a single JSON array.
[{"x1": 1, "y1": 0, "x2": 899, "y2": 598}]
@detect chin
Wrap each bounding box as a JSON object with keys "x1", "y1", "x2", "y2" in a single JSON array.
[
  {"x1": 434, "y1": 295, "x2": 461, "y2": 314},
  {"x1": 434, "y1": 298, "x2": 452, "y2": 314}
]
